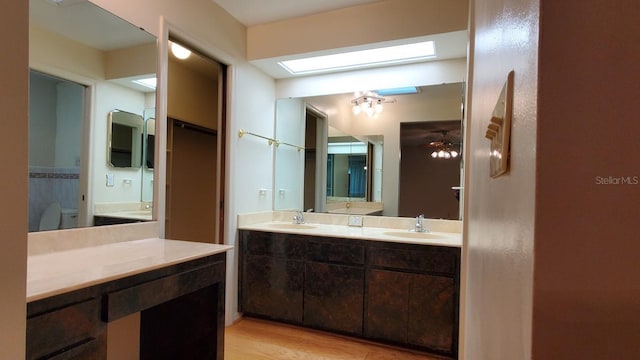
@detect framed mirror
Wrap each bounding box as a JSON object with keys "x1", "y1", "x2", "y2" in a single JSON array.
[
  {"x1": 29, "y1": 0, "x2": 157, "y2": 231},
  {"x1": 108, "y1": 110, "x2": 143, "y2": 168}
]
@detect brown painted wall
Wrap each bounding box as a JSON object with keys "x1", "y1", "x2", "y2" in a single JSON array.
[
  {"x1": 533, "y1": 1, "x2": 640, "y2": 358},
  {"x1": 0, "y1": 1, "x2": 28, "y2": 357},
  {"x1": 399, "y1": 146, "x2": 460, "y2": 219}
]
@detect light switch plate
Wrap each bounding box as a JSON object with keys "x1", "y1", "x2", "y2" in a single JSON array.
[
  {"x1": 106, "y1": 173, "x2": 115, "y2": 187},
  {"x1": 348, "y1": 215, "x2": 363, "y2": 227}
]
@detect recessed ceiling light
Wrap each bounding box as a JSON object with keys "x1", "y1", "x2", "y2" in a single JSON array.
[
  {"x1": 132, "y1": 77, "x2": 157, "y2": 90},
  {"x1": 278, "y1": 41, "x2": 436, "y2": 75}
]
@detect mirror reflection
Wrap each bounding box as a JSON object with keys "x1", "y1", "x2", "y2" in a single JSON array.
[
  {"x1": 28, "y1": 0, "x2": 157, "y2": 231},
  {"x1": 274, "y1": 83, "x2": 464, "y2": 218},
  {"x1": 108, "y1": 110, "x2": 143, "y2": 168}
]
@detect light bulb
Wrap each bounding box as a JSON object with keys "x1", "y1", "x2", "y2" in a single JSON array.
[
  {"x1": 365, "y1": 106, "x2": 375, "y2": 116},
  {"x1": 374, "y1": 101, "x2": 383, "y2": 113},
  {"x1": 171, "y1": 42, "x2": 191, "y2": 60},
  {"x1": 444, "y1": 152, "x2": 451, "y2": 159},
  {"x1": 451, "y1": 150, "x2": 458, "y2": 158},
  {"x1": 438, "y1": 150, "x2": 445, "y2": 158},
  {"x1": 352, "y1": 105, "x2": 361, "y2": 115},
  {"x1": 431, "y1": 151, "x2": 438, "y2": 158}
]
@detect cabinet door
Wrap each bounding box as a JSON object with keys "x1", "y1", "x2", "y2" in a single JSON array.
[
  {"x1": 408, "y1": 273, "x2": 456, "y2": 354},
  {"x1": 241, "y1": 254, "x2": 304, "y2": 323},
  {"x1": 364, "y1": 269, "x2": 410, "y2": 343},
  {"x1": 304, "y1": 261, "x2": 364, "y2": 335}
]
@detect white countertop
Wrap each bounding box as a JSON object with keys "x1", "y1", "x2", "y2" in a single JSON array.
[
  {"x1": 27, "y1": 238, "x2": 232, "y2": 302},
  {"x1": 238, "y1": 221, "x2": 462, "y2": 248}
]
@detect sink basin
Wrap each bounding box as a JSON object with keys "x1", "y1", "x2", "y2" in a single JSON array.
[
  {"x1": 266, "y1": 223, "x2": 316, "y2": 230},
  {"x1": 383, "y1": 231, "x2": 448, "y2": 240}
]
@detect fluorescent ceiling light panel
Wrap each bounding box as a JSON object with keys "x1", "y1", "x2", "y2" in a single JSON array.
[
  {"x1": 376, "y1": 87, "x2": 419, "y2": 96},
  {"x1": 279, "y1": 41, "x2": 435, "y2": 75},
  {"x1": 132, "y1": 77, "x2": 157, "y2": 90}
]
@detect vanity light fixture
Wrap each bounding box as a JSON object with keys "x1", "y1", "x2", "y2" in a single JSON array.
[
  {"x1": 279, "y1": 41, "x2": 435, "y2": 75},
  {"x1": 170, "y1": 42, "x2": 191, "y2": 60},
  {"x1": 351, "y1": 91, "x2": 395, "y2": 117}
]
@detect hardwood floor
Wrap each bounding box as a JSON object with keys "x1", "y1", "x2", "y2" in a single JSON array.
[{"x1": 224, "y1": 318, "x2": 446, "y2": 360}]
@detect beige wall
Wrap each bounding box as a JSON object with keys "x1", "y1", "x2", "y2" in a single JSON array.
[
  {"x1": 0, "y1": 0, "x2": 28, "y2": 358},
  {"x1": 533, "y1": 1, "x2": 640, "y2": 358},
  {"x1": 247, "y1": 0, "x2": 468, "y2": 60},
  {"x1": 463, "y1": 0, "x2": 539, "y2": 358},
  {"x1": 167, "y1": 57, "x2": 219, "y2": 129}
]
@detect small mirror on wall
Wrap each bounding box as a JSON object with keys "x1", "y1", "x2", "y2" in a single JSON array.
[{"x1": 108, "y1": 110, "x2": 143, "y2": 168}]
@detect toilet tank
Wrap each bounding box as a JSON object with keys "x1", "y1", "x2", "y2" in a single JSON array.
[{"x1": 60, "y1": 208, "x2": 78, "y2": 229}]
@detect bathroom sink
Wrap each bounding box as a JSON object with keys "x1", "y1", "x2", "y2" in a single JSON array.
[
  {"x1": 383, "y1": 231, "x2": 448, "y2": 240},
  {"x1": 266, "y1": 223, "x2": 316, "y2": 230}
]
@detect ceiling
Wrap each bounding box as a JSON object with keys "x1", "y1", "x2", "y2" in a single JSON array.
[{"x1": 211, "y1": 0, "x2": 384, "y2": 26}]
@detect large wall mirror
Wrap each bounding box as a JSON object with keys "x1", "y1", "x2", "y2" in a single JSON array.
[
  {"x1": 28, "y1": 0, "x2": 157, "y2": 232},
  {"x1": 274, "y1": 83, "x2": 464, "y2": 218}
]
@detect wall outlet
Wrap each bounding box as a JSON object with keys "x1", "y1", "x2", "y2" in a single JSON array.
[{"x1": 348, "y1": 215, "x2": 363, "y2": 227}]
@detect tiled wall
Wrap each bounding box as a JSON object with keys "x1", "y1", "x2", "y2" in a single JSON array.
[{"x1": 28, "y1": 166, "x2": 79, "y2": 231}]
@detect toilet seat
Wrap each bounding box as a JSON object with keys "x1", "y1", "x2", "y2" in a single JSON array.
[{"x1": 39, "y1": 202, "x2": 61, "y2": 231}]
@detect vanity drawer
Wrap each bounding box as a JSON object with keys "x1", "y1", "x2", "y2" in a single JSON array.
[
  {"x1": 27, "y1": 297, "x2": 104, "y2": 360},
  {"x1": 105, "y1": 261, "x2": 225, "y2": 322},
  {"x1": 368, "y1": 244, "x2": 459, "y2": 275},
  {"x1": 307, "y1": 239, "x2": 365, "y2": 266},
  {"x1": 241, "y1": 230, "x2": 306, "y2": 259}
]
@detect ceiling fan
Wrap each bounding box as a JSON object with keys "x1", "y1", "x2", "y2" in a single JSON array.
[{"x1": 423, "y1": 130, "x2": 460, "y2": 159}]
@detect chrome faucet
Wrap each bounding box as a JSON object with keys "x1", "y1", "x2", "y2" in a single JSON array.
[
  {"x1": 293, "y1": 211, "x2": 305, "y2": 224},
  {"x1": 414, "y1": 214, "x2": 427, "y2": 232}
]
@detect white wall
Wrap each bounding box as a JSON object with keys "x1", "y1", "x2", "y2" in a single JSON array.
[
  {"x1": 274, "y1": 99, "x2": 306, "y2": 210},
  {"x1": 226, "y1": 63, "x2": 277, "y2": 323},
  {"x1": 91, "y1": 82, "x2": 147, "y2": 206},
  {"x1": 462, "y1": 0, "x2": 539, "y2": 357}
]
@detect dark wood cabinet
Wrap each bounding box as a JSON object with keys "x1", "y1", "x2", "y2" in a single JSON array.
[
  {"x1": 239, "y1": 230, "x2": 460, "y2": 359},
  {"x1": 366, "y1": 242, "x2": 459, "y2": 358},
  {"x1": 27, "y1": 253, "x2": 227, "y2": 360},
  {"x1": 27, "y1": 297, "x2": 106, "y2": 359},
  {"x1": 239, "y1": 231, "x2": 305, "y2": 324},
  {"x1": 304, "y1": 261, "x2": 364, "y2": 335}
]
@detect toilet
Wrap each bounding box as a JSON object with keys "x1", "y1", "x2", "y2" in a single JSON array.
[
  {"x1": 60, "y1": 208, "x2": 78, "y2": 229},
  {"x1": 38, "y1": 203, "x2": 78, "y2": 230},
  {"x1": 38, "y1": 202, "x2": 61, "y2": 231}
]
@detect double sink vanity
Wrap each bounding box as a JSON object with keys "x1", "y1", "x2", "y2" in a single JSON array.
[{"x1": 238, "y1": 211, "x2": 462, "y2": 359}]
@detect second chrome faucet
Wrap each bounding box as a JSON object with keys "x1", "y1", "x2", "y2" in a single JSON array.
[{"x1": 414, "y1": 214, "x2": 428, "y2": 232}]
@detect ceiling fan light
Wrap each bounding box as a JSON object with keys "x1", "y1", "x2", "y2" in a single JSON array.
[
  {"x1": 352, "y1": 105, "x2": 361, "y2": 115},
  {"x1": 374, "y1": 101, "x2": 383, "y2": 113}
]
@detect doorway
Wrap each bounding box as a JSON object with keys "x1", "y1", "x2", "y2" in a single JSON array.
[{"x1": 165, "y1": 38, "x2": 227, "y2": 243}]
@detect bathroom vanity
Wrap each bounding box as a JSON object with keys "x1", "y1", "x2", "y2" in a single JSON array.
[
  {"x1": 238, "y1": 213, "x2": 461, "y2": 359},
  {"x1": 27, "y1": 239, "x2": 231, "y2": 359}
]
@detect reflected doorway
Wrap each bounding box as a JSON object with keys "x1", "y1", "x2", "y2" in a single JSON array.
[{"x1": 398, "y1": 121, "x2": 461, "y2": 219}]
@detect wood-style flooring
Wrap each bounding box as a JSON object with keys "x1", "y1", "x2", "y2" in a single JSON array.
[{"x1": 224, "y1": 318, "x2": 445, "y2": 360}]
